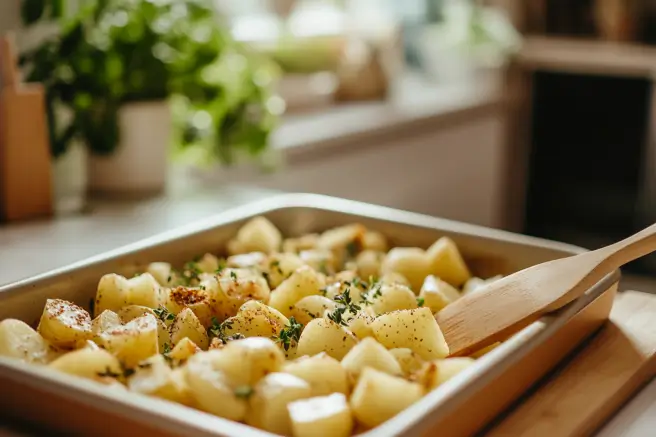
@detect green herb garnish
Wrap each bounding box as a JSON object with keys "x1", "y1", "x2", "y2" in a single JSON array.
[
  {"x1": 234, "y1": 385, "x2": 254, "y2": 399},
  {"x1": 346, "y1": 241, "x2": 359, "y2": 257},
  {"x1": 273, "y1": 317, "x2": 303, "y2": 351},
  {"x1": 416, "y1": 297, "x2": 425, "y2": 307},
  {"x1": 153, "y1": 305, "x2": 176, "y2": 323},
  {"x1": 327, "y1": 288, "x2": 360, "y2": 326}
]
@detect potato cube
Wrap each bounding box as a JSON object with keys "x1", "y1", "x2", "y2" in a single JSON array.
[
  {"x1": 341, "y1": 338, "x2": 402, "y2": 380},
  {"x1": 227, "y1": 251, "x2": 267, "y2": 269},
  {"x1": 462, "y1": 275, "x2": 503, "y2": 295},
  {"x1": 360, "y1": 231, "x2": 388, "y2": 252},
  {"x1": 163, "y1": 286, "x2": 213, "y2": 327},
  {"x1": 171, "y1": 308, "x2": 208, "y2": 350},
  {"x1": 282, "y1": 234, "x2": 319, "y2": 253},
  {"x1": 196, "y1": 253, "x2": 221, "y2": 273},
  {"x1": 49, "y1": 348, "x2": 122, "y2": 381},
  {"x1": 235, "y1": 216, "x2": 282, "y2": 253},
  {"x1": 269, "y1": 266, "x2": 325, "y2": 317},
  {"x1": 126, "y1": 273, "x2": 163, "y2": 309},
  {"x1": 299, "y1": 249, "x2": 337, "y2": 275},
  {"x1": 350, "y1": 367, "x2": 424, "y2": 428},
  {"x1": 370, "y1": 308, "x2": 449, "y2": 360},
  {"x1": 103, "y1": 314, "x2": 159, "y2": 368},
  {"x1": 296, "y1": 318, "x2": 358, "y2": 361},
  {"x1": 168, "y1": 337, "x2": 201, "y2": 365},
  {"x1": 211, "y1": 337, "x2": 286, "y2": 386},
  {"x1": 128, "y1": 354, "x2": 191, "y2": 403},
  {"x1": 346, "y1": 312, "x2": 375, "y2": 340},
  {"x1": 419, "y1": 358, "x2": 476, "y2": 390},
  {"x1": 247, "y1": 372, "x2": 312, "y2": 435},
  {"x1": 117, "y1": 305, "x2": 171, "y2": 353},
  {"x1": 91, "y1": 310, "x2": 122, "y2": 347},
  {"x1": 381, "y1": 248, "x2": 431, "y2": 291},
  {"x1": 369, "y1": 283, "x2": 417, "y2": 315},
  {"x1": 94, "y1": 273, "x2": 130, "y2": 316},
  {"x1": 291, "y1": 295, "x2": 337, "y2": 326},
  {"x1": 209, "y1": 268, "x2": 271, "y2": 320},
  {"x1": 146, "y1": 262, "x2": 173, "y2": 286},
  {"x1": 283, "y1": 352, "x2": 349, "y2": 396},
  {"x1": 419, "y1": 275, "x2": 461, "y2": 313},
  {"x1": 0, "y1": 319, "x2": 52, "y2": 364},
  {"x1": 264, "y1": 252, "x2": 307, "y2": 288},
  {"x1": 221, "y1": 301, "x2": 288, "y2": 340},
  {"x1": 355, "y1": 250, "x2": 384, "y2": 280},
  {"x1": 289, "y1": 393, "x2": 353, "y2": 437},
  {"x1": 389, "y1": 348, "x2": 425, "y2": 377},
  {"x1": 38, "y1": 299, "x2": 92, "y2": 348},
  {"x1": 426, "y1": 237, "x2": 471, "y2": 287},
  {"x1": 379, "y1": 272, "x2": 410, "y2": 287}
]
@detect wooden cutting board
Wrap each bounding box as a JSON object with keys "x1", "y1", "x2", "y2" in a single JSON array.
[{"x1": 485, "y1": 290, "x2": 656, "y2": 437}]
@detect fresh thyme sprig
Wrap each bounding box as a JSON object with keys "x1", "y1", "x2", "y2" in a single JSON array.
[
  {"x1": 153, "y1": 305, "x2": 176, "y2": 323},
  {"x1": 273, "y1": 317, "x2": 303, "y2": 351},
  {"x1": 416, "y1": 297, "x2": 425, "y2": 307},
  {"x1": 208, "y1": 317, "x2": 241, "y2": 344},
  {"x1": 326, "y1": 288, "x2": 361, "y2": 326}
]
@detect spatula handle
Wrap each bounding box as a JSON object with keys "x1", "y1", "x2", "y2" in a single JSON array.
[
  {"x1": 594, "y1": 222, "x2": 656, "y2": 271},
  {"x1": 0, "y1": 34, "x2": 19, "y2": 90}
]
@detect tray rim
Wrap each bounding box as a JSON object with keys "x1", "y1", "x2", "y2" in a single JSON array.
[{"x1": 0, "y1": 193, "x2": 621, "y2": 437}]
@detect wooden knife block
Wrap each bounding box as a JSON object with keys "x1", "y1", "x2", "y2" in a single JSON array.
[{"x1": 0, "y1": 35, "x2": 53, "y2": 222}]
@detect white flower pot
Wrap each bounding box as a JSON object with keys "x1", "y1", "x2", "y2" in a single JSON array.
[
  {"x1": 88, "y1": 101, "x2": 171, "y2": 196},
  {"x1": 52, "y1": 141, "x2": 87, "y2": 215}
]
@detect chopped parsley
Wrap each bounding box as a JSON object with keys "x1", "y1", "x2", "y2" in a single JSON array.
[
  {"x1": 163, "y1": 343, "x2": 171, "y2": 354},
  {"x1": 153, "y1": 305, "x2": 176, "y2": 323},
  {"x1": 208, "y1": 317, "x2": 238, "y2": 344},
  {"x1": 345, "y1": 241, "x2": 359, "y2": 257},
  {"x1": 234, "y1": 385, "x2": 254, "y2": 399},
  {"x1": 273, "y1": 317, "x2": 303, "y2": 351},
  {"x1": 230, "y1": 270, "x2": 238, "y2": 281},
  {"x1": 416, "y1": 297, "x2": 425, "y2": 307}
]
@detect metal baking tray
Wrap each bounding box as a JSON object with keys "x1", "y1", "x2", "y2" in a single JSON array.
[{"x1": 0, "y1": 194, "x2": 620, "y2": 437}]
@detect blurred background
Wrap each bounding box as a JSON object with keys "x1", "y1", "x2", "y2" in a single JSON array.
[{"x1": 1, "y1": 0, "x2": 656, "y2": 281}]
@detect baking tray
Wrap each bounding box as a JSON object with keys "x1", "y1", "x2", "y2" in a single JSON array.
[{"x1": 0, "y1": 193, "x2": 620, "y2": 437}]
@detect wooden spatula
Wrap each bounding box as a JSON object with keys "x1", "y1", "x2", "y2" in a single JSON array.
[{"x1": 436, "y1": 222, "x2": 656, "y2": 357}]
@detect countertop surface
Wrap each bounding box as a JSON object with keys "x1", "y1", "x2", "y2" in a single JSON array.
[{"x1": 0, "y1": 185, "x2": 655, "y2": 436}]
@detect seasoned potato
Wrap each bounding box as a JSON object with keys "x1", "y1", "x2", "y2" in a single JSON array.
[
  {"x1": 341, "y1": 338, "x2": 402, "y2": 380},
  {"x1": 38, "y1": 299, "x2": 92, "y2": 348},
  {"x1": 127, "y1": 273, "x2": 163, "y2": 309},
  {"x1": 417, "y1": 358, "x2": 476, "y2": 390},
  {"x1": 291, "y1": 295, "x2": 337, "y2": 326},
  {"x1": 209, "y1": 268, "x2": 271, "y2": 320},
  {"x1": 350, "y1": 367, "x2": 424, "y2": 428},
  {"x1": 419, "y1": 275, "x2": 461, "y2": 313},
  {"x1": 128, "y1": 354, "x2": 192, "y2": 404},
  {"x1": 282, "y1": 352, "x2": 349, "y2": 396},
  {"x1": 264, "y1": 252, "x2": 306, "y2": 288},
  {"x1": 163, "y1": 286, "x2": 213, "y2": 327},
  {"x1": 95, "y1": 274, "x2": 130, "y2": 316},
  {"x1": 247, "y1": 372, "x2": 312, "y2": 435},
  {"x1": 196, "y1": 253, "x2": 221, "y2": 273},
  {"x1": 360, "y1": 230, "x2": 388, "y2": 252},
  {"x1": 147, "y1": 262, "x2": 174, "y2": 286},
  {"x1": 379, "y1": 272, "x2": 411, "y2": 287},
  {"x1": 91, "y1": 310, "x2": 122, "y2": 347},
  {"x1": 462, "y1": 275, "x2": 503, "y2": 295},
  {"x1": 221, "y1": 300, "x2": 289, "y2": 340},
  {"x1": 371, "y1": 308, "x2": 449, "y2": 360},
  {"x1": 426, "y1": 237, "x2": 471, "y2": 287},
  {"x1": 117, "y1": 305, "x2": 171, "y2": 352},
  {"x1": 0, "y1": 319, "x2": 52, "y2": 364},
  {"x1": 296, "y1": 318, "x2": 358, "y2": 360},
  {"x1": 235, "y1": 216, "x2": 282, "y2": 253},
  {"x1": 269, "y1": 266, "x2": 325, "y2": 317},
  {"x1": 170, "y1": 308, "x2": 208, "y2": 350},
  {"x1": 282, "y1": 234, "x2": 319, "y2": 253},
  {"x1": 368, "y1": 283, "x2": 418, "y2": 315},
  {"x1": 346, "y1": 311, "x2": 375, "y2": 340},
  {"x1": 317, "y1": 224, "x2": 366, "y2": 266},
  {"x1": 389, "y1": 348, "x2": 425, "y2": 377},
  {"x1": 184, "y1": 351, "x2": 248, "y2": 420},
  {"x1": 168, "y1": 337, "x2": 201, "y2": 365},
  {"x1": 49, "y1": 348, "x2": 122, "y2": 381},
  {"x1": 226, "y1": 251, "x2": 267, "y2": 269},
  {"x1": 322, "y1": 277, "x2": 368, "y2": 303},
  {"x1": 299, "y1": 249, "x2": 336, "y2": 276},
  {"x1": 211, "y1": 337, "x2": 286, "y2": 386},
  {"x1": 381, "y1": 248, "x2": 431, "y2": 291},
  {"x1": 355, "y1": 250, "x2": 384, "y2": 280},
  {"x1": 102, "y1": 314, "x2": 159, "y2": 368},
  {"x1": 289, "y1": 393, "x2": 353, "y2": 437}
]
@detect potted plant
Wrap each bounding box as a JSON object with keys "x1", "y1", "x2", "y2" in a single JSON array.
[{"x1": 20, "y1": 0, "x2": 280, "y2": 199}]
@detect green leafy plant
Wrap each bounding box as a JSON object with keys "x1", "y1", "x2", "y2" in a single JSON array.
[{"x1": 19, "y1": 0, "x2": 280, "y2": 164}]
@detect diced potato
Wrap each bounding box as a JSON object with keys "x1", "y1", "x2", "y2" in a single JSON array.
[
  {"x1": 291, "y1": 295, "x2": 337, "y2": 326},
  {"x1": 381, "y1": 248, "x2": 431, "y2": 291},
  {"x1": 235, "y1": 216, "x2": 282, "y2": 253},
  {"x1": 163, "y1": 286, "x2": 213, "y2": 327},
  {"x1": 462, "y1": 275, "x2": 503, "y2": 295},
  {"x1": 227, "y1": 251, "x2": 267, "y2": 269},
  {"x1": 269, "y1": 266, "x2": 325, "y2": 317},
  {"x1": 210, "y1": 337, "x2": 286, "y2": 386},
  {"x1": 360, "y1": 230, "x2": 388, "y2": 252},
  {"x1": 418, "y1": 358, "x2": 476, "y2": 390},
  {"x1": 355, "y1": 250, "x2": 384, "y2": 280},
  {"x1": 289, "y1": 393, "x2": 353, "y2": 437},
  {"x1": 171, "y1": 308, "x2": 208, "y2": 350},
  {"x1": 282, "y1": 352, "x2": 349, "y2": 396},
  {"x1": 264, "y1": 252, "x2": 306, "y2": 288},
  {"x1": 128, "y1": 354, "x2": 191, "y2": 404},
  {"x1": 346, "y1": 312, "x2": 375, "y2": 340},
  {"x1": 379, "y1": 272, "x2": 411, "y2": 287},
  {"x1": 102, "y1": 314, "x2": 159, "y2": 368},
  {"x1": 196, "y1": 253, "x2": 221, "y2": 273},
  {"x1": 209, "y1": 268, "x2": 271, "y2": 320},
  {"x1": 341, "y1": 338, "x2": 403, "y2": 380},
  {"x1": 368, "y1": 283, "x2": 418, "y2": 315},
  {"x1": 299, "y1": 249, "x2": 336, "y2": 276},
  {"x1": 91, "y1": 310, "x2": 122, "y2": 347},
  {"x1": 184, "y1": 351, "x2": 248, "y2": 420},
  {"x1": 350, "y1": 367, "x2": 424, "y2": 428},
  {"x1": 168, "y1": 337, "x2": 201, "y2": 365},
  {"x1": 426, "y1": 237, "x2": 471, "y2": 287},
  {"x1": 317, "y1": 224, "x2": 366, "y2": 263},
  {"x1": 296, "y1": 318, "x2": 358, "y2": 361},
  {"x1": 127, "y1": 273, "x2": 163, "y2": 309},
  {"x1": 247, "y1": 372, "x2": 312, "y2": 435},
  {"x1": 370, "y1": 308, "x2": 449, "y2": 360},
  {"x1": 419, "y1": 275, "x2": 461, "y2": 313},
  {"x1": 389, "y1": 348, "x2": 425, "y2": 377},
  {"x1": 94, "y1": 274, "x2": 130, "y2": 316},
  {"x1": 226, "y1": 238, "x2": 247, "y2": 256},
  {"x1": 146, "y1": 262, "x2": 174, "y2": 286},
  {"x1": 49, "y1": 348, "x2": 122, "y2": 381},
  {"x1": 470, "y1": 342, "x2": 501, "y2": 359},
  {"x1": 0, "y1": 319, "x2": 52, "y2": 364},
  {"x1": 322, "y1": 277, "x2": 368, "y2": 303},
  {"x1": 170, "y1": 367, "x2": 196, "y2": 406},
  {"x1": 221, "y1": 301, "x2": 289, "y2": 340},
  {"x1": 37, "y1": 299, "x2": 92, "y2": 348},
  {"x1": 117, "y1": 305, "x2": 171, "y2": 352},
  {"x1": 282, "y1": 234, "x2": 320, "y2": 253}
]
